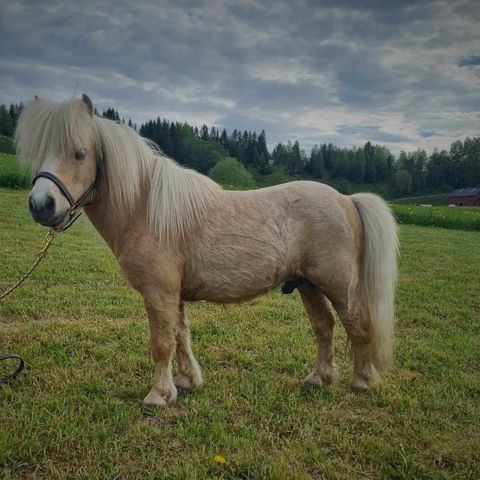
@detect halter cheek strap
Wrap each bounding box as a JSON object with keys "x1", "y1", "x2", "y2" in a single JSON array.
[
  {"x1": 32, "y1": 171, "x2": 76, "y2": 207},
  {"x1": 32, "y1": 163, "x2": 102, "y2": 231}
]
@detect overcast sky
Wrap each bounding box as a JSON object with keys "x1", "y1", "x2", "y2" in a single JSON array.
[{"x1": 0, "y1": 0, "x2": 479, "y2": 154}]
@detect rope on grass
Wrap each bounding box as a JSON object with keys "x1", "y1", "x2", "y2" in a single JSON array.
[{"x1": 0, "y1": 229, "x2": 56, "y2": 385}]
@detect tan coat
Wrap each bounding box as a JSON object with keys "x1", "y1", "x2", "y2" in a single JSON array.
[{"x1": 17, "y1": 95, "x2": 399, "y2": 407}]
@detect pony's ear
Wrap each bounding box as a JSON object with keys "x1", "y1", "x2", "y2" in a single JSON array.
[{"x1": 82, "y1": 93, "x2": 94, "y2": 116}]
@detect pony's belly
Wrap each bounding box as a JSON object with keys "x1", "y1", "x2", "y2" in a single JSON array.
[
  {"x1": 182, "y1": 269, "x2": 288, "y2": 303},
  {"x1": 181, "y1": 276, "x2": 282, "y2": 303},
  {"x1": 182, "y1": 240, "x2": 303, "y2": 303}
]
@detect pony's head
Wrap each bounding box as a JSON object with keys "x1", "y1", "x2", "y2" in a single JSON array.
[
  {"x1": 16, "y1": 93, "x2": 221, "y2": 240},
  {"x1": 15, "y1": 94, "x2": 100, "y2": 230}
]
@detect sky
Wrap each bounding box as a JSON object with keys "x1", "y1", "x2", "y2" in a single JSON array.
[{"x1": 0, "y1": 0, "x2": 479, "y2": 155}]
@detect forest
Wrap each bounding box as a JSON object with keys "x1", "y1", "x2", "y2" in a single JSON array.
[{"x1": 1, "y1": 102, "x2": 478, "y2": 197}]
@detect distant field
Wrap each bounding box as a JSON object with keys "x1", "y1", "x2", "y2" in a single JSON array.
[
  {"x1": 391, "y1": 204, "x2": 480, "y2": 231},
  {"x1": 393, "y1": 193, "x2": 450, "y2": 206},
  {"x1": 1, "y1": 153, "x2": 478, "y2": 233},
  {"x1": 1, "y1": 188, "x2": 479, "y2": 479},
  {"x1": 0, "y1": 153, "x2": 31, "y2": 189},
  {"x1": 0, "y1": 152, "x2": 467, "y2": 212}
]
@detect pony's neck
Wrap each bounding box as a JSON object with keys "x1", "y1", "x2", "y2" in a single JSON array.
[
  {"x1": 85, "y1": 134, "x2": 221, "y2": 248},
  {"x1": 84, "y1": 183, "x2": 138, "y2": 255}
]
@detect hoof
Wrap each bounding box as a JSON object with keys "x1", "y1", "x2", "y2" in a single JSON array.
[
  {"x1": 304, "y1": 372, "x2": 325, "y2": 388},
  {"x1": 143, "y1": 386, "x2": 178, "y2": 407},
  {"x1": 350, "y1": 378, "x2": 370, "y2": 391},
  {"x1": 174, "y1": 371, "x2": 204, "y2": 392},
  {"x1": 304, "y1": 364, "x2": 340, "y2": 388},
  {"x1": 350, "y1": 367, "x2": 381, "y2": 391}
]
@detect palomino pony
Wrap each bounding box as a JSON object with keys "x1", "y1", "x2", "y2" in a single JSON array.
[{"x1": 16, "y1": 95, "x2": 398, "y2": 406}]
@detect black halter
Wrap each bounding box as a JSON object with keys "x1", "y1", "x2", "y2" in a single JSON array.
[{"x1": 32, "y1": 163, "x2": 102, "y2": 231}]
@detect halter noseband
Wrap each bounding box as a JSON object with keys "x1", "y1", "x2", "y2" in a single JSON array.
[{"x1": 32, "y1": 163, "x2": 102, "y2": 231}]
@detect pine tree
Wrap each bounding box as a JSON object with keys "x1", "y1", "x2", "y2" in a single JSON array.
[
  {"x1": 8, "y1": 103, "x2": 22, "y2": 132},
  {"x1": 307, "y1": 145, "x2": 324, "y2": 178},
  {"x1": 256, "y1": 130, "x2": 270, "y2": 174},
  {"x1": 290, "y1": 140, "x2": 303, "y2": 175},
  {"x1": 0, "y1": 105, "x2": 13, "y2": 137},
  {"x1": 364, "y1": 141, "x2": 376, "y2": 182},
  {"x1": 200, "y1": 125, "x2": 209, "y2": 141},
  {"x1": 220, "y1": 128, "x2": 228, "y2": 147}
]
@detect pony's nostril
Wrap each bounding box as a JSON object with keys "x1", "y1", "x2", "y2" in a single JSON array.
[
  {"x1": 29, "y1": 194, "x2": 56, "y2": 223},
  {"x1": 28, "y1": 196, "x2": 35, "y2": 213},
  {"x1": 44, "y1": 195, "x2": 55, "y2": 214}
]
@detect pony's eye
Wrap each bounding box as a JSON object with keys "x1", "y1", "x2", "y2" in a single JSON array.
[{"x1": 74, "y1": 148, "x2": 87, "y2": 161}]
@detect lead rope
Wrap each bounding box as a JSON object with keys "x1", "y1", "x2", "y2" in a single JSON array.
[{"x1": 0, "y1": 228, "x2": 56, "y2": 385}]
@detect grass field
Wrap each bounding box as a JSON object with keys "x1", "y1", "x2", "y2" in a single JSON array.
[
  {"x1": 0, "y1": 153, "x2": 31, "y2": 189},
  {"x1": 1, "y1": 188, "x2": 479, "y2": 479},
  {"x1": 391, "y1": 204, "x2": 480, "y2": 231}
]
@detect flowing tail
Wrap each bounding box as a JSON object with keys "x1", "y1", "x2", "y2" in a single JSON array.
[{"x1": 351, "y1": 193, "x2": 399, "y2": 372}]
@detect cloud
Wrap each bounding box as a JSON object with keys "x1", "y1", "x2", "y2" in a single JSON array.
[
  {"x1": 336, "y1": 125, "x2": 411, "y2": 143},
  {"x1": 418, "y1": 130, "x2": 439, "y2": 138},
  {"x1": 0, "y1": 0, "x2": 479, "y2": 155},
  {"x1": 459, "y1": 56, "x2": 480, "y2": 67}
]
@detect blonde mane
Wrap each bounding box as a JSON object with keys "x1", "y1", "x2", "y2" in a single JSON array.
[{"x1": 15, "y1": 98, "x2": 221, "y2": 241}]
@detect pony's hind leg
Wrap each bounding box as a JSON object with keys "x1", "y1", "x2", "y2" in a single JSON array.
[
  {"x1": 313, "y1": 263, "x2": 381, "y2": 391},
  {"x1": 298, "y1": 285, "x2": 340, "y2": 387},
  {"x1": 174, "y1": 302, "x2": 203, "y2": 391},
  {"x1": 335, "y1": 294, "x2": 381, "y2": 391}
]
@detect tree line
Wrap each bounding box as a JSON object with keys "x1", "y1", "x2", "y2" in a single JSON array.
[
  {"x1": 137, "y1": 115, "x2": 479, "y2": 196},
  {"x1": 1, "y1": 101, "x2": 478, "y2": 197}
]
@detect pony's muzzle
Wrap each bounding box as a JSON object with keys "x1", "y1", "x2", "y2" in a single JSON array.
[{"x1": 28, "y1": 193, "x2": 62, "y2": 226}]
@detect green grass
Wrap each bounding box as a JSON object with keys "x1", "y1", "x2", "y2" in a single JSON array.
[
  {"x1": 391, "y1": 204, "x2": 480, "y2": 231},
  {"x1": 1, "y1": 188, "x2": 479, "y2": 479},
  {"x1": 0, "y1": 153, "x2": 31, "y2": 189}
]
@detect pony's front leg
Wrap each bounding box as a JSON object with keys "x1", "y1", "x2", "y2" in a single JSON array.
[
  {"x1": 174, "y1": 302, "x2": 203, "y2": 391},
  {"x1": 143, "y1": 298, "x2": 178, "y2": 407}
]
